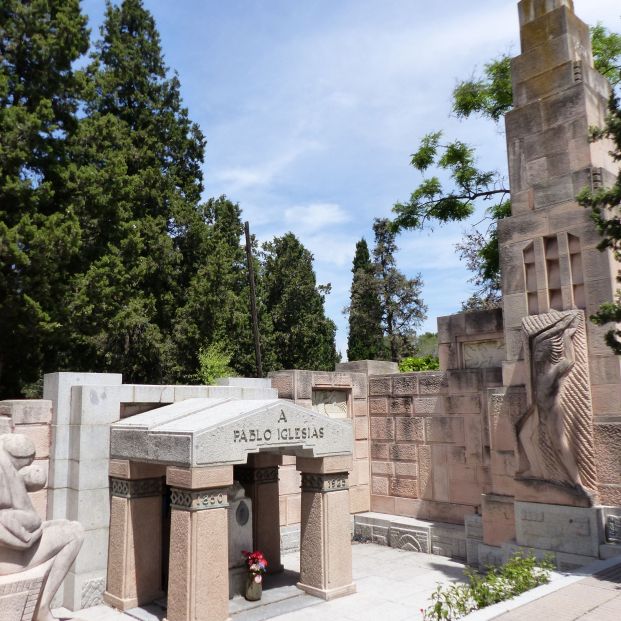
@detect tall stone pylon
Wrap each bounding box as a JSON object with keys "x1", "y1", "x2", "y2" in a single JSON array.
[{"x1": 497, "y1": 0, "x2": 621, "y2": 506}]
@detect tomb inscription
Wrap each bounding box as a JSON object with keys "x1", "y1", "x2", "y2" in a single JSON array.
[{"x1": 231, "y1": 409, "x2": 325, "y2": 444}]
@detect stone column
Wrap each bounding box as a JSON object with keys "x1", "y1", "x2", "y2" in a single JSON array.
[
  {"x1": 165, "y1": 466, "x2": 233, "y2": 621},
  {"x1": 297, "y1": 456, "x2": 355, "y2": 600},
  {"x1": 237, "y1": 453, "x2": 283, "y2": 573},
  {"x1": 104, "y1": 461, "x2": 166, "y2": 610}
]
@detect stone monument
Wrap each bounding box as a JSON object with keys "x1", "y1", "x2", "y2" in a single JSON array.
[{"x1": 0, "y1": 434, "x2": 84, "y2": 621}]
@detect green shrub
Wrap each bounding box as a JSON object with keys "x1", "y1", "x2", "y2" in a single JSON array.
[
  {"x1": 195, "y1": 342, "x2": 235, "y2": 385},
  {"x1": 423, "y1": 553, "x2": 554, "y2": 621},
  {"x1": 399, "y1": 355, "x2": 440, "y2": 372}
]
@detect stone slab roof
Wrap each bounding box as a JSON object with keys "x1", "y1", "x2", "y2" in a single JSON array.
[{"x1": 110, "y1": 397, "x2": 353, "y2": 467}]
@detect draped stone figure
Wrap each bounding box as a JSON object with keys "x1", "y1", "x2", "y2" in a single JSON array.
[
  {"x1": 0, "y1": 434, "x2": 84, "y2": 621},
  {"x1": 516, "y1": 310, "x2": 598, "y2": 502}
]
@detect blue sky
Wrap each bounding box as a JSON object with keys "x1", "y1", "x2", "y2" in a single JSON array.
[{"x1": 83, "y1": 0, "x2": 620, "y2": 358}]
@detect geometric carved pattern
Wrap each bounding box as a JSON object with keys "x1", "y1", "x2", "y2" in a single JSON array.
[
  {"x1": 109, "y1": 477, "x2": 164, "y2": 499},
  {"x1": 0, "y1": 572, "x2": 47, "y2": 621},
  {"x1": 235, "y1": 466, "x2": 279, "y2": 485},
  {"x1": 80, "y1": 576, "x2": 105, "y2": 608},
  {"x1": 606, "y1": 515, "x2": 621, "y2": 544},
  {"x1": 517, "y1": 309, "x2": 597, "y2": 498},
  {"x1": 300, "y1": 473, "x2": 349, "y2": 493},
  {"x1": 170, "y1": 486, "x2": 229, "y2": 511}
]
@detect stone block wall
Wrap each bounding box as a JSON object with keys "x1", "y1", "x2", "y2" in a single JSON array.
[
  {"x1": 366, "y1": 365, "x2": 503, "y2": 525},
  {"x1": 269, "y1": 369, "x2": 370, "y2": 535},
  {"x1": 0, "y1": 400, "x2": 52, "y2": 521}
]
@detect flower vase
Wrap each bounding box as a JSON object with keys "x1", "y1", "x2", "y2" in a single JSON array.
[{"x1": 245, "y1": 574, "x2": 262, "y2": 601}]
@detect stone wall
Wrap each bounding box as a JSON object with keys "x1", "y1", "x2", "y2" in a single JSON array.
[
  {"x1": 269, "y1": 369, "x2": 370, "y2": 545},
  {"x1": 0, "y1": 400, "x2": 52, "y2": 520}
]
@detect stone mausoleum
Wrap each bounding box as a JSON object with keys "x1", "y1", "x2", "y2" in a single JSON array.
[{"x1": 0, "y1": 1, "x2": 620, "y2": 620}]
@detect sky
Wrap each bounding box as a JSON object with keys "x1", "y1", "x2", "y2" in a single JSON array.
[{"x1": 83, "y1": 0, "x2": 621, "y2": 358}]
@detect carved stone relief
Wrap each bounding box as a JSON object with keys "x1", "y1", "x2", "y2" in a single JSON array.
[
  {"x1": 462, "y1": 340, "x2": 505, "y2": 368},
  {"x1": 311, "y1": 390, "x2": 349, "y2": 419},
  {"x1": 515, "y1": 310, "x2": 597, "y2": 502}
]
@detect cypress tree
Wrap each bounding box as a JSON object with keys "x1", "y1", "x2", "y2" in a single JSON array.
[
  {"x1": 372, "y1": 219, "x2": 427, "y2": 362},
  {"x1": 261, "y1": 233, "x2": 338, "y2": 371},
  {"x1": 346, "y1": 239, "x2": 383, "y2": 361}
]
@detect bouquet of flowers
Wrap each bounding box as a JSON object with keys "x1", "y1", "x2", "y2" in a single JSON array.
[{"x1": 242, "y1": 550, "x2": 268, "y2": 584}]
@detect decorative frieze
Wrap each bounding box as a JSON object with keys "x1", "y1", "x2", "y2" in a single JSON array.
[
  {"x1": 110, "y1": 477, "x2": 164, "y2": 499},
  {"x1": 170, "y1": 486, "x2": 229, "y2": 511},
  {"x1": 300, "y1": 472, "x2": 349, "y2": 493},
  {"x1": 235, "y1": 466, "x2": 279, "y2": 485}
]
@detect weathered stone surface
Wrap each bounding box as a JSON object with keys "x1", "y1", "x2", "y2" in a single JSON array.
[
  {"x1": 111, "y1": 398, "x2": 353, "y2": 467},
  {"x1": 514, "y1": 501, "x2": 601, "y2": 557},
  {"x1": 0, "y1": 434, "x2": 84, "y2": 621},
  {"x1": 395, "y1": 417, "x2": 424, "y2": 442}
]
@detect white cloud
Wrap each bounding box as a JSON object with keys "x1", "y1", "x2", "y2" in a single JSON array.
[
  {"x1": 210, "y1": 140, "x2": 322, "y2": 193},
  {"x1": 284, "y1": 203, "x2": 351, "y2": 235}
]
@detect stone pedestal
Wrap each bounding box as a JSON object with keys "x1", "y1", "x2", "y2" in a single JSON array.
[
  {"x1": 103, "y1": 473, "x2": 165, "y2": 610},
  {"x1": 237, "y1": 454, "x2": 283, "y2": 574},
  {"x1": 165, "y1": 466, "x2": 233, "y2": 621},
  {"x1": 297, "y1": 456, "x2": 355, "y2": 600},
  {"x1": 0, "y1": 559, "x2": 53, "y2": 621}
]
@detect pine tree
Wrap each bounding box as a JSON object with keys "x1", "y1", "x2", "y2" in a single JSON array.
[
  {"x1": 372, "y1": 219, "x2": 427, "y2": 362},
  {"x1": 61, "y1": 0, "x2": 207, "y2": 383},
  {"x1": 346, "y1": 239, "x2": 384, "y2": 361},
  {"x1": 261, "y1": 233, "x2": 338, "y2": 371},
  {"x1": 0, "y1": 0, "x2": 89, "y2": 397}
]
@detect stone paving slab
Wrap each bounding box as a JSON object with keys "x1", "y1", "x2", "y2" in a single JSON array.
[{"x1": 54, "y1": 543, "x2": 467, "y2": 621}]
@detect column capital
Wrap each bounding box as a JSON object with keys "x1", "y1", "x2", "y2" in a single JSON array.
[
  {"x1": 170, "y1": 486, "x2": 230, "y2": 511},
  {"x1": 110, "y1": 476, "x2": 164, "y2": 499},
  {"x1": 301, "y1": 472, "x2": 349, "y2": 494}
]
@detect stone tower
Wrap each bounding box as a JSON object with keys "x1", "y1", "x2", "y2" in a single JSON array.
[{"x1": 496, "y1": 0, "x2": 621, "y2": 508}]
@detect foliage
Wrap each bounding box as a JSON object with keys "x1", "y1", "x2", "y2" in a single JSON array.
[
  {"x1": 414, "y1": 332, "x2": 439, "y2": 357},
  {"x1": 591, "y1": 24, "x2": 621, "y2": 91},
  {"x1": 261, "y1": 233, "x2": 339, "y2": 371},
  {"x1": 195, "y1": 342, "x2": 234, "y2": 385},
  {"x1": 399, "y1": 355, "x2": 439, "y2": 372},
  {"x1": 578, "y1": 71, "x2": 621, "y2": 354},
  {"x1": 345, "y1": 239, "x2": 384, "y2": 361},
  {"x1": 0, "y1": 0, "x2": 338, "y2": 398},
  {"x1": 393, "y1": 26, "x2": 621, "y2": 310},
  {"x1": 0, "y1": 0, "x2": 90, "y2": 397},
  {"x1": 372, "y1": 219, "x2": 427, "y2": 362},
  {"x1": 423, "y1": 553, "x2": 554, "y2": 621}
]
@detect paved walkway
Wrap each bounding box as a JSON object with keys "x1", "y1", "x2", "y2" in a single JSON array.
[
  {"x1": 53, "y1": 542, "x2": 467, "y2": 621},
  {"x1": 54, "y1": 544, "x2": 621, "y2": 621}
]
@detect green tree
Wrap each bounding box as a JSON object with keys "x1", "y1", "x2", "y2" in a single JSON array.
[
  {"x1": 345, "y1": 239, "x2": 384, "y2": 361},
  {"x1": 173, "y1": 197, "x2": 257, "y2": 380},
  {"x1": 0, "y1": 0, "x2": 89, "y2": 397},
  {"x1": 392, "y1": 25, "x2": 621, "y2": 309},
  {"x1": 372, "y1": 219, "x2": 427, "y2": 362},
  {"x1": 578, "y1": 78, "x2": 621, "y2": 353},
  {"x1": 260, "y1": 233, "x2": 338, "y2": 371},
  {"x1": 61, "y1": 0, "x2": 207, "y2": 383}
]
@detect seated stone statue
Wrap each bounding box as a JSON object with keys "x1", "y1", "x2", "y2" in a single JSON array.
[{"x1": 0, "y1": 434, "x2": 84, "y2": 621}]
